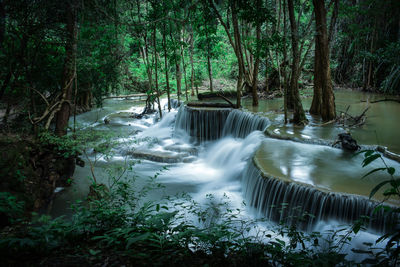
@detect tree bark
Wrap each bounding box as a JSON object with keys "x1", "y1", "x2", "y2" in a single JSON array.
[
  {"x1": 205, "y1": 24, "x2": 214, "y2": 92},
  {"x1": 153, "y1": 25, "x2": 162, "y2": 119},
  {"x1": 251, "y1": 0, "x2": 261, "y2": 107},
  {"x1": 55, "y1": 1, "x2": 78, "y2": 136},
  {"x1": 288, "y1": 0, "x2": 307, "y2": 124},
  {"x1": 311, "y1": 0, "x2": 336, "y2": 121},
  {"x1": 231, "y1": 0, "x2": 244, "y2": 108},
  {"x1": 189, "y1": 27, "x2": 195, "y2": 96},
  {"x1": 176, "y1": 62, "x2": 182, "y2": 101},
  {"x1": 283, "y1": 0, "x2": 288, "y2": 123},
  {"x1": 162, "y1": 21, "x2": 171, "y2": 111}
]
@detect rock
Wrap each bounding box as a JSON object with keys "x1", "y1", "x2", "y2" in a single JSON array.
[
  {"x1": 338, "y1": 133, "x2": 360, "y2": 151},
  {"x1": 76, "y1": 157, "x2": 85, "y2": 167},
  {"x1": 164, "y1": 145, "x2": 198, "y2": 156},
  {"x1": 182, "y1": 156, "x2": 197, "y2": 163},
  {"x1": 128, "y1": 149, "x2": 190, "y2": 163}
]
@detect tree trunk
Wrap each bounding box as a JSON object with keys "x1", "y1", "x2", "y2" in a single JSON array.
[
  {"x1": 288, "y1": 0, "x2": 307, "y2": 124},
  {"x1": 181, "y1": 47, "x2": 189, "y2": 101},
  {"x1": 176, "y1": 62, "x2": 182, "y2": 101},
  {"x1": 283, "y1": 0, "x2": 288, "y2": 123},
  {"x1": 231, "y1": 0, "x2": 244, "y2": 108},
  {"x1": 162, "y1": 22, "x2": 171, "y2": 111},
  {"x1": 264, "y1": 58, "x2": 269, "y2": 93},
  {"x1": 189, "y1": 28, "x2": 195, "y2": 96},
  {"x1": 205, "y1": 25, "x2": 213, "y2": 92},
  {"x1": 252, "y1": 0, "x2": 261, "y2": 107},
  {"x1": 311, "y1": 0, "x2": 336, "y2": 121},
  {"x1": 153, "y1": 26, "x2": 162, "y2": 119},
  {"x1": 55, "y1": 1, "x2": 78, "y2": 137}
]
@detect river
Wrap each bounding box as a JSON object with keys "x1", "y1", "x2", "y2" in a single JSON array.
[{"x1": 50, "y1": 89, "x2": 400, "y2": 261}]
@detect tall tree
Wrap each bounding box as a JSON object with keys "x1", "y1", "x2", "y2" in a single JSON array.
[
  {"x1": 251, "y1": 0, "x2": 262, "y2": 106},
  {"x1": 287, "y1": 0, "x2": 307, "y2": 124},
  {"x1": 309, "y1": 0, "x2": 336, "y2": 121},
  {"x1": 55, "y1": 1, "x2": 78, "y2": 136}
]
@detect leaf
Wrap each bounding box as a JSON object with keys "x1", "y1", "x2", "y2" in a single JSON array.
[
  {"x1": 126, "y1": 232, "x2": 152, "y2": 249},
  {"x1": 362, "y1": 154, "x2": 381, "y2": 167},
  {"x1": 369, "y1": 180, "x2": 391, "y2": 199},
  {"x1": 390, "y1": 179, "x2": 400, "y2": 188},
  {"x1": 89, "y1": 249, "x2": 101, "y2": 256},
  {"x1": 351, "y1": 248, "x2": 372, "y2": 254},
  {"x1": 387, "y1": 167, "x2": 395, "y2": 176},
  {"x1": 383, "y1": 188, "x2": 397, "y2": 196},
  {"x1": 362, "y1": 168, "x2": 387, "y2": 179}
]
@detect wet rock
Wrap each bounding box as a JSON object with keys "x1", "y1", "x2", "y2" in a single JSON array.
[
  {"x1": 128, "y1": 149, "x2": 189, "y2": 163},
  {"x1": 338, "y1": 133, "x2": 360, "y2": 151},
  {"x1": 182, "y1": 156, "x2": 197, "y2": 163},
  {"x1": 164, "y1": 145, "x2": 198, "y2": 156},
  {"x1": 104, "y1": 112, "x2": 140, "y2": 124}
]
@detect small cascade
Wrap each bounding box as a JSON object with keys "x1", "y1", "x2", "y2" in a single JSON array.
[
  {"x1": 174, "y1": 106, "x2": 231, "y2": 143},
  {"x1": 222, "y1": 109, "x2": 269, "y2": 138},
  {"x1": 242, "y1": 160, "x2": 398, "y2": 233},
  {"x1": 174, "y1": 105, "x2": 269, "y2": 143},
  {"x1": 169, "y1": 99, "x2": 182, "y2": 109}
]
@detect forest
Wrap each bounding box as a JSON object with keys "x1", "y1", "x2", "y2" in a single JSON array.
[{"x1": 1, "y1": 0, "x2": 400, "y2": 266}]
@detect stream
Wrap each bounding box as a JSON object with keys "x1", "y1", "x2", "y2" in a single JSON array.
[{"x1": 51, "y1": 90, "x2": 400, "y2": 261}]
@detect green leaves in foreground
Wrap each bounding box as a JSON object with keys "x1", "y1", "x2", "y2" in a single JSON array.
[
  {"x1": 358, "y1": 149, "x2": 400, "y2": 265},
  {"x1": 358, "y1": 150, "x2": 398, "y2": 199}
]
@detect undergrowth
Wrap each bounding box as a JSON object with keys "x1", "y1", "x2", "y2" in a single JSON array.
[{"x1": 0, "y1": 165, "x2": 358, "y2": 267}]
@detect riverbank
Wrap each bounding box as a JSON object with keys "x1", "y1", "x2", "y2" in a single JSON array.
[{"x1": 0, "y1": 133, "x2": 78, "y2": 227}]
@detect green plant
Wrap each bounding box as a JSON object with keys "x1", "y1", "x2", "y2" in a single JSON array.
[
  {"x1": 0, "y1": 192, "x2": 25, "y2": 225},
  {"x1": 356, "y1": 150, "x2": 400, "y2": 265}
]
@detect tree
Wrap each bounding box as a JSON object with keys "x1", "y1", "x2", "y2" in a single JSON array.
[
  {"x1": 309, "y1": 0, "x2": 336, "y2": 121},
  {"x1": 287, "y1": 0, "x2": 307, "y2": 125},
  {"x1": 55, "y1": 0, "x2": 78, "y2": 136}
]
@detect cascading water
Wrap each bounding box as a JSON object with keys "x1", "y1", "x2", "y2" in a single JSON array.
[
  {"x1": 50, "y1": 94, "x2": 400, "y2": 263},
  {"x1": 242, "y1": 160, "x2": 398, "y2": 232},
  {"x1": 222, "y1": 109, "x2": 270, "y2": 138},
  {"x1": 174, "y1": 106, "x2": 232, "y2": 143},
  {"x1": 174, "y1": 106, "x2": 270, "y2": 143},
  {"x1": 173, "y1": 105, "x2": 397, "y2": 234}
]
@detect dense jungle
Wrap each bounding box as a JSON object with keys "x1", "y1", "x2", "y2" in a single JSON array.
[{"x1": 1, "y1": 0, "x2": 400, "y2": 266}]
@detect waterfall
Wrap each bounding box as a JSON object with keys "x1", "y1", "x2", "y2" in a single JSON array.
[
  {"x1": 242, "y1": 160, "x2": 398, "y2": 233},
  {"x1": 174, "y1": 105, "x2": 270, "y2": 143},
  {"x1": 222, "y1": 109, "x2": 270, "y2": 138},
  {"x1": 174, "y1": 106, "x2": 232, "y2": 143}
]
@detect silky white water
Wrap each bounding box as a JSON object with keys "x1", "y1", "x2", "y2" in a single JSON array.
[{"x1": 50, "y1": 97, "x2": 396, "y2": 261}]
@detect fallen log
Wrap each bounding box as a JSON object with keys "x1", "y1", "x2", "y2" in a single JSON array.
[
  {"x1": 376, "y1": 146, "x2": 400, "y2": 163},
  {"x1": 186, "y1": 102, "x2": 234, "y2": 108},
  {"x1": 216, "y1": 93, "x2": 238, "y2": 108}
]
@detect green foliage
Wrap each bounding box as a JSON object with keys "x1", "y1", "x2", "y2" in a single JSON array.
[
  {"x1": 0, "y1": 192, "x2": 24, "y2": 225},
  {"x1": 357, "y1": 150, "x2": 400, "y2": 265},
  {"x1": 332, "y1": 0, "x2": 400, "y2": 91},
  {"x1": 0, "y1": 166, "x2": 357, "y2": 266},
  {"x1": 38, "y1": 132, "x2": 80, "y2": 158}
]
